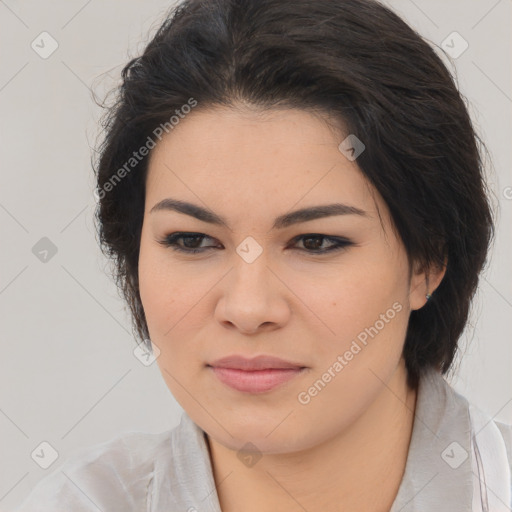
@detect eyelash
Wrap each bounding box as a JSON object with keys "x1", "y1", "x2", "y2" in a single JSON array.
[{"x1": 157, "y1": 232, "x2": 353, "y2": 255}]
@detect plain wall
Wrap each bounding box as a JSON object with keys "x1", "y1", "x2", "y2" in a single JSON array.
[{"x1": 1, "y1": 0, "x2": 511, "y2": 508}]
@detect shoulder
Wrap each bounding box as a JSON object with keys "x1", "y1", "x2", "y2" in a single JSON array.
[
  {"x1": 495, "y1": 420, "x2": 512, "y2": 474},
  {"x1": 12, "y1": 429, "x2": 174, "y2": 512},
  {"x1": 448, "y1": 380, "x2": 512, "y2": 477},
  {"x1": 418, "y1": 372, "x2": 512, "y2": 507},
  {"x1": 466, "y1": 399, "x2": 512, "y2": 508}
]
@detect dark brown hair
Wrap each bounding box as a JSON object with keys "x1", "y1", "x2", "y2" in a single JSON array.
[{"x1": 93, "y1": 0, "x2": 494, "y2": 389}]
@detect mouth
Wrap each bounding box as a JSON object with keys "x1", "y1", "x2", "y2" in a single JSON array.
[
  {"x1": 207, "y1": 354, "x2": 307, "y2": 393},
  {"x1": 207, "y1": 366, "x2": 306, "y2": 393}
]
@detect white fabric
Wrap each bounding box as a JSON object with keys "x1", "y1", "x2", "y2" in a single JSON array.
[
  {"x1": 12, "y1": 368, "x2": 512, "y2": 511},
  {"x1": 469, "y1": 403, "x2": 511, "y2": 511}
]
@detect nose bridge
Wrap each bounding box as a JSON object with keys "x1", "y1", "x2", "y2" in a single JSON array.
[
  {"x1": 216, "y1": 236, "x2": 289, "y2": 332},
  {"x1": 224, "y1": 236, "x2": 283, "y2": 310},
  {"x1": 230, "y1": 235, "x2": 272, "y2": 295}
]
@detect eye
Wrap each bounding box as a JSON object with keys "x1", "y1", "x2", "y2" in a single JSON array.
[
  {"x1": 157, "y1": 232, "x2": 219, "y2": 254},
  {"x1": 157, "y1": 232, "x2": 353, "y2": 255},
  {"x1": 289, "y1": 234, "x2": 353, "y2": 253}
]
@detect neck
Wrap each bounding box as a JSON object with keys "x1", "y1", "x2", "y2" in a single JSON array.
[{"x1": 206, "y1": 362, "x2": 417, "y2": 512}]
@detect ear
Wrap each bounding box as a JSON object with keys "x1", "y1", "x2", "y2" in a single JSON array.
[{"x1": 409, "y1": 257, "x2": 447, "y2": 311}]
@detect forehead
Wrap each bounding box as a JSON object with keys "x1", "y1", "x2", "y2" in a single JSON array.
[{"x1": 145, "y1": 106, "x2": 381, "y2": 221}]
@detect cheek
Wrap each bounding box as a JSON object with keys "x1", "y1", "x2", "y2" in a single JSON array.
[
  {"x1": 138, "y1": 258, "x2": 196, "y2": 402},
  {"x1": 138, "y1": 256, "x2": 168, "y2": 329},
  {"x1": 301, "y1": 255, "x2": 410, "y2": 362},
  {"x1": 295, "y1": 271, "x2": 410, "y2": 426},
  {"x1": 138, "y1": 239, "x2": 209, "y2": 377},
  {"x1": 138, "y1": 237, "x2": 184, "y2": 347}
]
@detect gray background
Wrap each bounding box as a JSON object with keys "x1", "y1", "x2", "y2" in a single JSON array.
[{"x1": 0, "y1": 0, "x2": 510, "y2": 508}]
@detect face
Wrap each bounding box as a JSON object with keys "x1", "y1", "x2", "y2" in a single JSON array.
[{"x1": 138, "y1": 106, "x2": 428, "y2": 455}]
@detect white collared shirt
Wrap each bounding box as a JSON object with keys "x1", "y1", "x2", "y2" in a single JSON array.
[{"x1": 12, "y1": 368, "x2": 512, "y2": 511}]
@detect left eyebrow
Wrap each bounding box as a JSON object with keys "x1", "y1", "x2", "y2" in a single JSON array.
[{"x1": 149, "y1": 198, "x2": 368, "y2": 230}]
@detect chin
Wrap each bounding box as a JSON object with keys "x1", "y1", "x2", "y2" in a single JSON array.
[{"x1": 205, "y1": 410, "x2": 318, "y2": 454}]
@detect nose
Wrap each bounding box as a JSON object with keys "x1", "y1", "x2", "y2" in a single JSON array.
[{"x1": 214, "y1": 253, "x2": 291, "y2": 335}]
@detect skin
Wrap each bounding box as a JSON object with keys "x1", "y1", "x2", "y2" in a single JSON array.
[{"x1": 138, "y1": 105, "x2": 446, "y2": 512}]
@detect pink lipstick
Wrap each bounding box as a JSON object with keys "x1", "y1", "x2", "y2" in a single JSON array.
[{"x1": 207, "y1": 355, "x2": 306, "y2": 393}]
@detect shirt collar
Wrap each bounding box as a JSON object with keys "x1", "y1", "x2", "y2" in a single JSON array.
[
  {"x1": 390, "y1": 367, "x2": 473, "y2": 511},
  {"x1": 173, "y1": 367, "x2": 473, "y2": 511}
]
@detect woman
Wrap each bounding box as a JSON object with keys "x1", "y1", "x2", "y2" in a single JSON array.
[{"x1": 14, "y1": 0, "x2": 511, "y2": 510}]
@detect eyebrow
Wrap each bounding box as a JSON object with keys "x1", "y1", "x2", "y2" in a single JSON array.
[{"x1": 150, "y1": 198, "x2": 367, "y2": 230}]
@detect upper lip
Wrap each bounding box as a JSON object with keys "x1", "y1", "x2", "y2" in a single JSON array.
[{"x1": 208, "y1": 355, "x2": 305, "y2": 371}]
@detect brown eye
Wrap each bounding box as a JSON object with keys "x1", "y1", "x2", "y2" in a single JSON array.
[
  {"x1": 158, "y1": 232, "x2": 219, "y2": 254},
  {"x1": 290, "y1": 234, "x2": 353, "y2": 254}
]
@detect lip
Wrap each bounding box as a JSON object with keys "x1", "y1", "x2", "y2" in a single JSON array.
[
  {"x1": 208, "y1": 354, "x2": 305, "y2": 371},
  {"x1": 209, "y1": 367, "x2": 306, "y2": 393},
  {"x1": 207, "y1": 355, "x2": 307, "y2": 393}
]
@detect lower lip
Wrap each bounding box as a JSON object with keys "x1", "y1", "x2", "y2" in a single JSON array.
[{"x1": 209, "y1": 366, "x2": 305, "y2": 393}]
